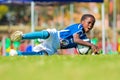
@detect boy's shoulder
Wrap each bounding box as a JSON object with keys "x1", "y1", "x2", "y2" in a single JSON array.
[{"x1": 65, "y1": 23, "x2": 83, "y2": 30}]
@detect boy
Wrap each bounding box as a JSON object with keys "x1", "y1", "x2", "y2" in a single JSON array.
[{"x1": 11, "y1": 14, "x2": 99, "y2": 55}]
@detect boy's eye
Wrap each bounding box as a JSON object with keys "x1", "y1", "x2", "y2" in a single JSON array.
[
  {"x1": 88, "y1": 22, "x2": 94, "y2": 25},
  {"x1": 88, "y1": 22, "x2": 91, "y2": 24},
  {"x1": 87, "y1": 22, "x2": 91, "y2": 24}
]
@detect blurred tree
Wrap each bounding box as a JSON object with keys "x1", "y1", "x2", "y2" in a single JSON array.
[
  {"x1": 0, "y1": 5, "x2": 9, "y2": 20},
  {"x1": 116, "y1": 0, "x2": 120, "y2": 14}
]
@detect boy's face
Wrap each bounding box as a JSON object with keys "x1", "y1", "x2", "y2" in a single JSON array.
[{"x1": 81, "y1": 17, "x2": 95, "y2": 33}]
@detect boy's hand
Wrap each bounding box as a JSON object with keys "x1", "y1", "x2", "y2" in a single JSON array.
[{"x1": 90, "y1": 44, "x2": 99, "y2": 54}]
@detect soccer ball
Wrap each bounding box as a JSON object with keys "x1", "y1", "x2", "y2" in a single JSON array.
[
  {"x1": 77, "y1": 39, "x2": 91, "y2": 55},
  {"x1": 9, "y1": 49, "x2": 18, "y2": 56}
]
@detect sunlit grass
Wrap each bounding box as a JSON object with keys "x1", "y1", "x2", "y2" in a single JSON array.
[{"x1": 0, "y1": 54, "x2": 120, "y2": 80}]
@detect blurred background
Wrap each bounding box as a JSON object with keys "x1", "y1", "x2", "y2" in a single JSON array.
[{"x1": 0, "y1": 0, "x2": 120, "y2": 56}]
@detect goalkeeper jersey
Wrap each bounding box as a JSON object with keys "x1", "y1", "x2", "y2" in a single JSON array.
[{"x1": 59, "y1": 23, "x2": 88, "y2": 49}]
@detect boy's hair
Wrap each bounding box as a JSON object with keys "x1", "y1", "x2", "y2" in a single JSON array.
[{"x1": 80, "y1": 14, "x2": 95, "y2": 22}]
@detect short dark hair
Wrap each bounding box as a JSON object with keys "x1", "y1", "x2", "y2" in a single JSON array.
[{"x1": 80, "y1": 14, "x2": 95, "y2": 22}]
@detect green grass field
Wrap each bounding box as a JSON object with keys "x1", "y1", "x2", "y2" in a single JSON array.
[{"x1": 0, "y1": 54, "x2": 120, "y2": 80}]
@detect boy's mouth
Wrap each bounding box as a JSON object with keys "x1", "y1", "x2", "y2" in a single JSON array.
[{"x1": 85, "y1": 29, "x2": 90, "y2": 33}]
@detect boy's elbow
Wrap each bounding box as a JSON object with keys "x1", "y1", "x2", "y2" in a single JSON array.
[
  {"x1": 73, "y1": 38, "x2": 79, "y2": 44},
  {"x1": 73, "y1": 33, "x2": 80, "y2": 43}
]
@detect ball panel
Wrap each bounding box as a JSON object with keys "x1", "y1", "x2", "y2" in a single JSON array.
[
  {"x1": 77, "y1": 45, "x2": 91, "y2": 54},
  {"x1": 77, "y1": 39, "x2": 91, "y2": 55}
]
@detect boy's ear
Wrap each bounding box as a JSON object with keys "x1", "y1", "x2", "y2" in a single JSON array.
[{"x1": 81, "y1": 20, "x2": 84, "y2": 24}]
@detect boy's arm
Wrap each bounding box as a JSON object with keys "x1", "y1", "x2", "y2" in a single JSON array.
[{"x1": 73, "y1": 33, "x2": 99, "y2": 53}]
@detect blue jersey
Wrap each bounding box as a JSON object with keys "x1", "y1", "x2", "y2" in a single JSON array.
[{"x1": 59, "y1": 23, "x2": 88, "y2": 49}]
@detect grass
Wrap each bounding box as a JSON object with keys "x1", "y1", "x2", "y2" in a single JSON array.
[{"x1": 0, "y1": 54, "x2": 120, "y2": 80}]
